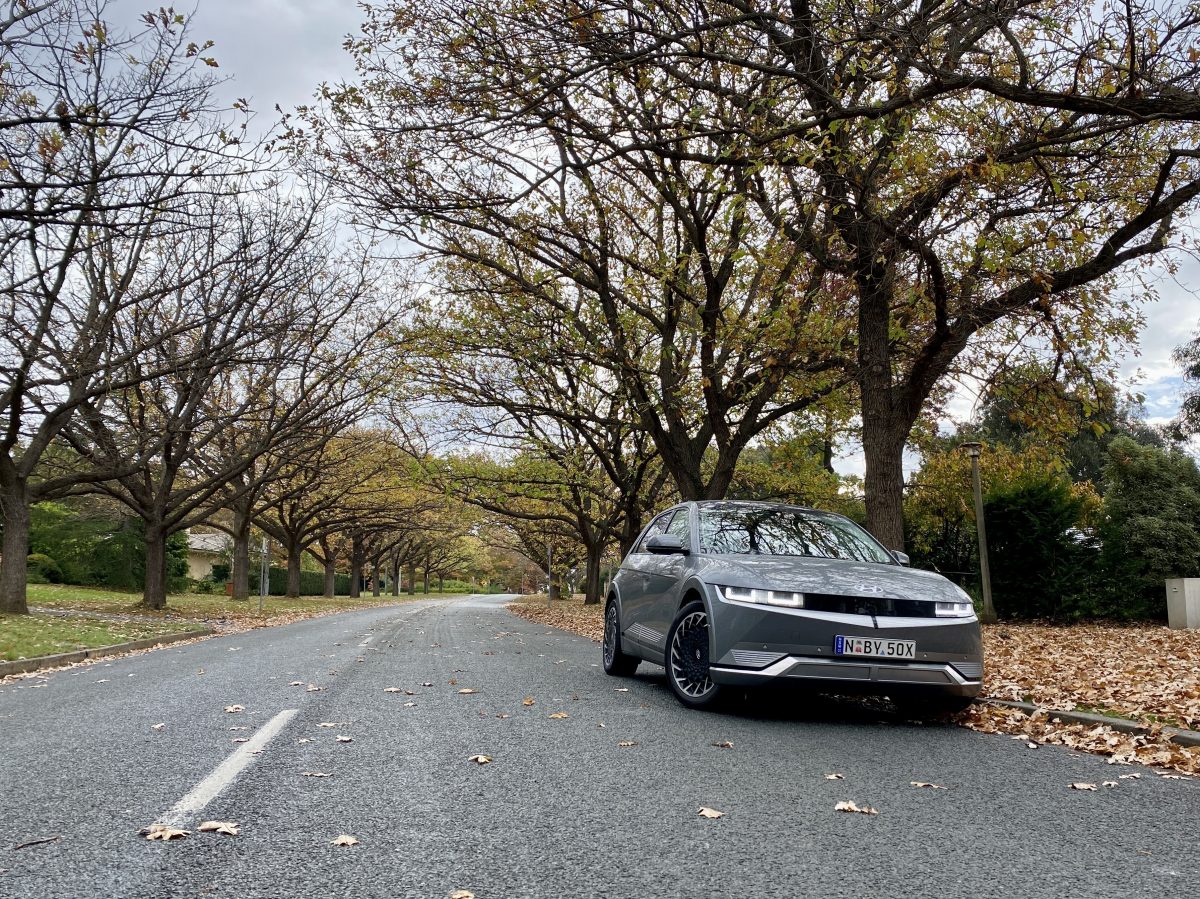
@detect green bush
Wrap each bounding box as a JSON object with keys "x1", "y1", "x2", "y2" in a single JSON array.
[
  {"x1": 247, "y1": 566, "x2": 352, "y2": 596},
  {"x1": 26, "y1": 552, "x2": 63, "y2": 584},
  {"x1": 983, "y1": 476, "x2": 1097, "y2": 619},
  {"x1": 1097, "y1": 438, "x2": 1200, "y2": 619}
]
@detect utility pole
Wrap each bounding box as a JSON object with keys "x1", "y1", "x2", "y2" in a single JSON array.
[
  {"x1": 961, "y1": 442, "x2": 996, "y2": 624},
  {"x1": 258, "y1": 535, "x2": 269, "y2": 614},
  {"x1": 546, "y1": 538, "x2": 552, "y2": 608}
]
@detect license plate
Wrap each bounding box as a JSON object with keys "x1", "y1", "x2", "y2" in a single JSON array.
[{"x1": 834, "y1": 635, "x2": 916, "y2": 659}]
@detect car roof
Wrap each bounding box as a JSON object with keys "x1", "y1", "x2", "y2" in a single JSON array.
[{"x1": 687, "y1": 499, "x2": 831, "y2": 516}]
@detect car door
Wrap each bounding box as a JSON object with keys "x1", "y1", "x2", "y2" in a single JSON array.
[
  {"x1": 620, "y1": 511, "x2": 674, "y2": 648},
  {"x1": 643, "y1": 507, "x2": 693, "y2": 643}
]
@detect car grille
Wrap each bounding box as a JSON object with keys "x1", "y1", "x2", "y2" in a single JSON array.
[{"x1": 804, "y1": 593, "x2": 937, "y2": 618}]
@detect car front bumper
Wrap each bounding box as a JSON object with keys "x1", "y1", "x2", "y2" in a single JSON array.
[{"x1": 705, "y1": 586, "x2": 983, "y2": 698}]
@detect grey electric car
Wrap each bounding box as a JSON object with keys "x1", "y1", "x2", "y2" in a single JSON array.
[{"x1": 603, "y1": 501, "x2": 983, "y2": 712}]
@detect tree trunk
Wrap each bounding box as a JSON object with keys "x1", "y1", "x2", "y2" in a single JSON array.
[
  {"x1": 390, "y1": 553, "x2": 400, "y2": 597},
  {"x1": 422, "y1": 564, "x2": 430, "y2": 594},
  {"x1": 548, "y1": 571, "x2": 561, "y2": 601},
  {"x1": 0, "y1": 477, "x2": 31, "y2": 614},
  {"x1": 406, "y1": 562, "x2": 415, "y2": 595},
  {"x1": 230, "y1": 505, "x2": 251, "y2": 602},
  {"x1": 286, "y1": 540, "x2": 302, "y2": 598},
  {"x1": 582, "y1": 542, "x2": 603, "y2": 605},
  {"x1": 862, "y1": 423, "x2": 908, "y2": 551},
  {"x1": 372, "y1": 553, "x2": 382, "y2": 597},
  {"x1": 323, "y1": 557, "x2": 337, "y2": 598},
  {"x1": 349, "y1": 534, "x2": 364, "y2": 598},
  {"x1": 142, "y1": 521, "x2": 168, "y2": 610},
  {"x1": 438, "y1": 575, "x2": 443, "y2": 593}
]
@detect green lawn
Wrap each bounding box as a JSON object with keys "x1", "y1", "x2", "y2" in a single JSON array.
[
  {"x1": 0, "y1": 613, "x2": 205, "y2": 661},
  {"x1": 0, "y1": 584, "x2": 462, "y2": 664}
]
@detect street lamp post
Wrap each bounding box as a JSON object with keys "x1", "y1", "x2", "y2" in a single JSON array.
[{"x1": 960, "y1": 442, "x2": 997, "y2": 624}]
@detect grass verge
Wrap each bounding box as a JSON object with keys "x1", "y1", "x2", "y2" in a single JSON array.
[{"x1": 0, "y1": 613, "x2": 205, "y2": 661}]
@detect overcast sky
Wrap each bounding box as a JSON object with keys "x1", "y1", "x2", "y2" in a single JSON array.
[{"x1": 131, "y1": 1, "x2": 1198, "y2": 465}]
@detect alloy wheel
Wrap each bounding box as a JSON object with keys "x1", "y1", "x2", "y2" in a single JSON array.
[{"x1": 669, "y1": 610, "x2": 714, "y2": 698}]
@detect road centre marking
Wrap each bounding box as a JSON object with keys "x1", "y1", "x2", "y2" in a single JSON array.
[{"x1": 159, "y1": 709, "x2": 298, "y2": 826}]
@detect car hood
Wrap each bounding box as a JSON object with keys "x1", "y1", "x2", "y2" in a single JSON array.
[{"x1": 696, "y1": 554, "x2": 963, "y2": 603}]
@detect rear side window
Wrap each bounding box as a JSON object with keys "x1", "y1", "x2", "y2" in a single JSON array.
[{"x1": 636, "y1": 511, "x2": 675, "y2": 553}]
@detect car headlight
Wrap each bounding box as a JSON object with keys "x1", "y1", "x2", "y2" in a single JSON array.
[
  {"x1": 936, "y1": 588, "x2": 976, "y2": 617},
  {"x1": 716, "y1": 584, "x2": 805, "y2": 608}
]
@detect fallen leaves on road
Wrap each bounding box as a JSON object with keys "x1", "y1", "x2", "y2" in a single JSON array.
[
  {"x1": 449, "y1": 891, "x2": 475, "y2": 899},
  {"x1": 548, "y1": 712, "x2": 569, "y2": 719},
  {"x1": 1070, "y1": 782, "x2": 1099, "y2": 791},
  {"x1": 507, "y1": 600, "x2": 604, "y2": 641},
  {"x1": 457, "y1": 688, "x2": 478, "y2": 695},
  {"x1": 468, "y1": 755, "x2": 492, "y2": 765},
  {"x1": 712, "y1": 741, "x2": 734, "y2": 749},
  {"x1": 522, "y1": 696, "x2": 535, "y2": 706},
  {"x1": 962, "y1": 704, "x2": 1200, "y2": 774},
  {"x1": 911, "y1": 782, "x2": 946, "y2": 790},
  {"x1": 617, "y1": 741, "x2": 638, "y2": 747},
  {"x1": 336, "y1": 735, "x2": 353, "y2": 743},
  {"x1": 615, "y1": 688, "x2": 629, "y2": 693},
  {"x1": 384, "y1": 687, "x2": 403, "y2": 693},
  {"x1": 223, "y1": 705, "x2": 244, "y2": 713},
  {"x1": 142, "y1": 824, "x2": 188, "y2": 841},
  {"x1": 288, "y1": 680, "x2": 303, "y2": 686},
  {"x1": 231, "y1": 738, "x2": 248, "y2": 744},
  {"x1": 302, "y1": 771, "x2": 332, "y2": 777},
  {"x1": 420, "y1": 682, "x2": 433, "y2": 687},
  {"x1": 697, "y1": 807, "x2": 724, "y2": 819},
  {"x1": 198, "y1": 821, "x2": 239, "y2": 836},
  {"x1": 823, "y1": 773, "x2": 844, "y2": 780},
  {"x1": 834, "y1": 801, "x2": 879, "y2": 815},
  {"x1": 331, "y1": 834, "x2": 359, "y2": 847},
  {"x1": 305, "y1": 684, "x2": 322, "y2": 692},
  {"x1": 317, "y1": 723, "x2": 337, "y2": 728},
  {"x1": 151, "y1": 723, "x2": 165, "y2": 730}
]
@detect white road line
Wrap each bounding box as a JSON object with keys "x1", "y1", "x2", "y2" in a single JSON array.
[{"x1": 159, "y1": 708, "x2": 298, "y2": 826}]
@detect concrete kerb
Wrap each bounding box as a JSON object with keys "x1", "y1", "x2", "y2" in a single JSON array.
[
  {"x1": 0, "y1": 628, "x2": 211, "y2": 678},
  {"x1": 985, "y1": 697, "x2": 1200, "y2": 749}
]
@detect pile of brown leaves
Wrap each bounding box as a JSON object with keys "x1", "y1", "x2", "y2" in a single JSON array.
[
  {"x1": 982, "y1": 623, "x2": 1200, "y2": 729},
  {"x1": 506, "y1": 598, "x2": 604, "y2": 641}
]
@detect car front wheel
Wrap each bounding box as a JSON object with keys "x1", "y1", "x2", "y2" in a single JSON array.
[
  {"x1": 666, "y1": 600, "x2": 723, "y2": 709},
  {"x1": 603, "y1": 600, "x2": 639, "y2": 676}
]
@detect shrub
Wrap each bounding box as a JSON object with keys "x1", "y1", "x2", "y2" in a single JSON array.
[
  {"x1": 1097, "y1": 438, "x2": 1200, "y2": 619},
  {"x1": 26, "y1": 553, "x2": 63, "y2": 584},
  {"x1": 983, "y1": 476, "x2": 1098, "y2": 619}
]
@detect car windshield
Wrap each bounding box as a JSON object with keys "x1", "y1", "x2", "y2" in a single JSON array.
[{"x1": 697, "y1": 506, "x2": 894, "y2": 564}]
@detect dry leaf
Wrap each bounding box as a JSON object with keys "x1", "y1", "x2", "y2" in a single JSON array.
[
  {"x1": 449, "y1": 891, "x2": 475, "y2": 899},
  {"x1": 823, "y1": 773, "x2": 845, "y2": 780},
  {"x1": 384, "y1": 687, "x2": 403, "y2": 693},
  {"x1": 834, "y1": 801, "x2": 879, "y2": 815},
  {"x1": 331, "y1": 834, "x2": 359, "y2": 847},
  {"x1": 697, "y1": 807, "x2": 724, "y2": 819},
  {"x1": 317, "y1": 723, "x2": 337, "y2": 728},
  {"x1": 615, "y1": 688, "x2": 629, "y2": 693},
  {"x1": 302, "y1": 771, "x2": 332, "y2": 777},
  {"x1": 197, "y1": 821, "x2": 239, "y2": 836},
  {"x1": 297, "y1": 738, "x2": 312, "y2": 744},
  {"x1": 712, "y1": 741, "x2": 734, "y2": 749},
  {"x1": 1102, "y1": 781, "x2": 1119, "y2": 788},
  {"x1": 306, "y1": 684, "x2": 322, "y2": 692},
  {"x1": 548, "y1": 712, "x2": 569, "y2": 719},
  {"x1": 1159, "y1": 773, "x2": 1185, "y2": 779},
  {"x1": 403, "y1": 701, "x2": 417, "y2": 707},
  {"x1": 1119, "y1": 773, "x2": 1142, "y2": 779},
  {"x1": 142, "y1": 824, "x2": 188, "y2": 841},
  {"x1": 617, "y1": 741, "x2": 638, "y2": 747},
  {"x1": 457, "y1": 688, "x2": 478, "y2": 695},
  {"x1": 151, "y1": 723, "x2": 165, "y2": 730},
  {"x1": 1070, "y1": 782, "x2": 1098, "y2": 791},
  {"x1": 496, "y1": 713, "x2": 510, "y2": 719},
  {"x1": 288, "y1": 681, "x2": 303, "y2": 686},
  {"x1": 420, "y1": 682, "x2": 433, "y2": 687},
  {"x1": 468, "y1": 755, "x2": 492, "y2": 765},
  {"x1": 911, "y1": 782, "x2": 947, "y2": 790},
  {"x1": 336, "y1": 735, "x2": 353, "y2": 743},
  {"x1": 597, "y1": 722, "x2": 606, "y2": 728},
  {"x1": 403, "y1": 689, "x2": 416, "y2": 696},
  {"x1": 231, "y1": 738, "x2": 249, "y2": 744},
  {"x1": 522, "y1": 696, "x2": 535, "y2": 706},
  {"x1": 224, "y1": 705, "x2": 244, "y2": 713}
]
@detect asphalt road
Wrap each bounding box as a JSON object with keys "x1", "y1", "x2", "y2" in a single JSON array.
[{"x1": 1, "y1": 594, "x2": 1198, "y2": 899}]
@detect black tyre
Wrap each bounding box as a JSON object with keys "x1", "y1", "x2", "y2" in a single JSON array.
[
  {"x1": 665, "y1": 600, "x2": 723, "y2": 710},
  {"x1": 602, "y1": 599, "x2": 640, "y2": 676}
]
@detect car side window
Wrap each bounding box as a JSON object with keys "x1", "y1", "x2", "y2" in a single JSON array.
[
  {"x1": 665, "y1": 508, "x2": 690, "y2": 548},
  {"x1": 636, "y1": 512, "x2": 675, "y2": 553}
]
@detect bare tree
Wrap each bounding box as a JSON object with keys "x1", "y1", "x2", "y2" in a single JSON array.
[{"x1": 0, "y1": 1, "x2": 248, "y2": 612}]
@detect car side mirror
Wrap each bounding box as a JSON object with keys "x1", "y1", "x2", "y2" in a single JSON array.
[
  {"x1": 891, "y1": 550, "x2": 910, "y2": 566},
  {"x1": 647, "y1": 534, "x2": 689, "y2": 555}
]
